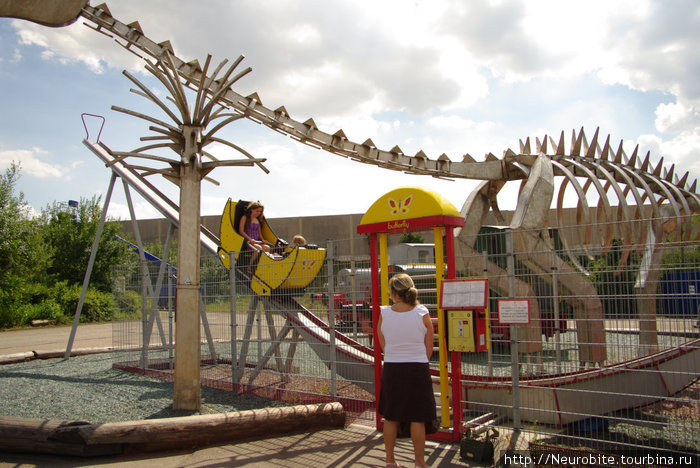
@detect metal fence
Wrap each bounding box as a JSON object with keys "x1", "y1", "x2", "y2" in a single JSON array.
[
  {"x1": 111, "y1": 219, "x2": 699, "y2": 461},
  {"x1": 457, "y1": 221, "x2": 699, "y2": 461}
]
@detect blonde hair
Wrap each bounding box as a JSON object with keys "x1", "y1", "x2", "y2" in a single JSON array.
[
  {"x1": 389, "y1": 273, "x2": 419, "y2": 306},
  {"x1": 292, "y1": 234, "x2": 306, "y2": 245}
]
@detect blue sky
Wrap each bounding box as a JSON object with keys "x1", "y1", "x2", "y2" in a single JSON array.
[{"x1": 1, "y1": 0, "x2": 699, "y2": 222}]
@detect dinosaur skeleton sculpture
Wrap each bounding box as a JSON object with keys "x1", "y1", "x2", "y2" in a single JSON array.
[{"x1": 3, "y1": 2, "x2": 699, "y2": 366}]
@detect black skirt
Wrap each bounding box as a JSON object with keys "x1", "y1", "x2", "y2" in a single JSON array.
[{"x1": 377, "y1": 362, "x2": 437, "y2": 424}]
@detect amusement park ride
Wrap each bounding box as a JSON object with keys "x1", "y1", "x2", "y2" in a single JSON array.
[{"x1": 3, "y1": 0, "x2": 699, "y2": 443}]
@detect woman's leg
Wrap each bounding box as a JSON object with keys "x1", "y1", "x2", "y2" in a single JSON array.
[
  {"x1": 410, "y1": 422, "x2": 427, "y2": 467},
  {"x1": 383, "y1": 419, "x2": 399, "y2": 465}
]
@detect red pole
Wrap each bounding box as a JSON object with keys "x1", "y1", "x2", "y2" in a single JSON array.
[
  {"x1": 446, "y1": 226, "x2": 463, "y2": 439},
  {"x1": 370, "y1": 233, "x2": 383, "y2": 430}
]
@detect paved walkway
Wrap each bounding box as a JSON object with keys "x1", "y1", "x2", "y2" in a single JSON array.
[
  {"x1": 0, "y1": 324, "x2": 472, "y2": 467},
  {"x1": 0, "y1": 422, "x2": 470, "y2": 467},
  {"x1": 0, "y1": 322, "x2": 114, "y2": 357}
]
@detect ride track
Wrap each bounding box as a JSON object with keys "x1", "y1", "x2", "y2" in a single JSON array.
[{"x1": 4, "y1": 1, "x2": 700, "y2": 427}]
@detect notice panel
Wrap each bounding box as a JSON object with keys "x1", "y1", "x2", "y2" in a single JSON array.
[
  {"x1": 439, "y1": 279, "x2": 488, "y2": 310},
  {"x1": 497, "y1": 299, "x2": 530, "y2": 325}
]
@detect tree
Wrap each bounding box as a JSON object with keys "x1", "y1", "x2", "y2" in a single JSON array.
[
  {"x1": 0, "y1": 163, "x2": 48, "y2": 281},
  {"x1": 398, "y1": 232, "x2": 426, "y2": 243},
  {"x1": 0, "y1": 164, "x2": 134, "y2": 328},
  {"x1": 41, "y1": 196, "x2": 131, "y2": 292},
  {"x1": 0, "y1": 163, "x2": 50, "y2": 326}
]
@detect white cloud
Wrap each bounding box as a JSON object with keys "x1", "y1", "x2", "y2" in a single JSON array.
[
  {"x1": 599, "y1": 0, "x2": 700, "y2": 104},
  {"x1": 0, "y1": 148, "x2": 68, "y2": 179},
  {"x1": 12, "y1": 17, "x2": 144, "y2": 74},
  {"x1": 655, "y1": 102, "x2": 700, "y2": 134},
  {"x1": 428, "y1": 115, "x2": 483, "y2": 131},
  {"x1": 106, "y1": 200, "x2": 162, "y2": 222}
]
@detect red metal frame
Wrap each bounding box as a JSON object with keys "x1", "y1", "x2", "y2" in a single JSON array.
[{"x1": 369, "y1": 224, "x2": 465, "y2": 441}]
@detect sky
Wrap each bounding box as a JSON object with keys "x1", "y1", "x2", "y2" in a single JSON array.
[{"x1": 1, "y1": 0, "x2": 699, "y2": 222}]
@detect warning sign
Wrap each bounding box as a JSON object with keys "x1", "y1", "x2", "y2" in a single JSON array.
[{"x1": 497, "y1": 299, "x2": 530, "y2": 325}]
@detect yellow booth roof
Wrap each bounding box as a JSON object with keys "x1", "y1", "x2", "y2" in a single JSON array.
[{"x1": 357, "y1": 186, "x2": 464, "y2": 234}]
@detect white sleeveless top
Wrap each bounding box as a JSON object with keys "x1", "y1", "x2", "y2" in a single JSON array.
[{"x1": 380, "y1": 304, "x2": 430, "y2": 363}]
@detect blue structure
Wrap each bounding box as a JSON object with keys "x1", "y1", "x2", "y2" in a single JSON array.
[
  {"x1": 659, "y1": 271, "x2": 700, "y2": 315},
  {"x1": 115, "y1": 235, "x2": 176, "y2": 307}
]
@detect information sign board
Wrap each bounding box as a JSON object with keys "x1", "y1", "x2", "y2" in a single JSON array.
[
  {"x1": 439, "y1": 279, "x2": 488, "y2": 310},
  {"x1": 497, "y1": 299, "x2": 530, "y2": 325}
]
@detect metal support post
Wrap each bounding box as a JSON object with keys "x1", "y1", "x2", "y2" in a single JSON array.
[
  {"x1": 235, "y1": 296, "x2": 260, "y2": 383},
  {"x1": 483, "y1": 250, "x2": 493, "y2": 377},
  {"x1": 505, "y1": 229, "x2": 521, "y2": 430},
  {"x1": 143, "y1": 225, "x2": 174, "y2": 350},
  {"x1": 200, "y1": 291, "x2": 218, "y2": 361},
  {"x1": 327, "y1": 241, "x2": 337, "y2": 397},
  {"x1": 263, "y1": 306, "x2": 284, "y2": 373},
  {"x1": 551, "y1": 249, "x2": 562, "y2": 373},
  {"x1": 230, "y1": 252, "x2": 238, "y2": 386},
  {"x1": 122, "y1": 180, "x2": 165, "y2": 369},
  {"x1": 64, "y1": 173, "x2": 117, "y2": 360}
]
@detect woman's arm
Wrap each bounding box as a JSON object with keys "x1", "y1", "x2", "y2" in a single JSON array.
[
  {"x1": 377, "y1": 315, "x2": 385, "y2": 352},
  {"x1": 422, "y1": 313, "x2": 434, "y2": 359}
]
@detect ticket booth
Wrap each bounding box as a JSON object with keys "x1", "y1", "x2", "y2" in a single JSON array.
[{"x1": 357, "y1": 186, "x2": 465, "y2": 442}]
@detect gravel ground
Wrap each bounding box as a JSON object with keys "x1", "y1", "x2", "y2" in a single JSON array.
[{"x1": 0, "y1": 352, "x2": 287, "y2": 423}]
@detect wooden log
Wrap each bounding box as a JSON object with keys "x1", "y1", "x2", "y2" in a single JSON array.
[
  {"x1": 61, "y1": 402, "x2": 346, "y2": 449},
  {"x1": 33, "y1": 346, "x2": 114, "y2": 360},
  {"x1": 0, "y1": 416, "x2": 121, "y2": 456},
  {"x1": 30, "y1": 319, "x2": 55, "y2": 327},
  {"x1": 0, "y1": 402, "x2": 346, "y2": 455}
]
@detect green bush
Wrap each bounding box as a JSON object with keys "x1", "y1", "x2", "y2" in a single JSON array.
[
  {"x1": 82, "y1": 290, "x2": 116, "y2": 322},
  {"x1": 0, "y1": 281, "x2": 125, "y2": 329},
  {"x1": 0, "y1": 280, "x2": 51, "y2": 328},
  {"x1": 114, "y1": 290, "x2": 141, "y2": 319},
  {"x1": 21, "y1": 282, "x2": 54, "y2": 304},
  {"x1": 0, "y1": 292, "x2": 22, "y2": 329},
  {"x1": 1, "y1": 165, "x2": 133, "y2": 329},
  {"x1": 54, "y1": 282, "x2": 116, "y2": 323},
  {"x1": 18, "y1": 300, "x2": 66, "y2": 325}
]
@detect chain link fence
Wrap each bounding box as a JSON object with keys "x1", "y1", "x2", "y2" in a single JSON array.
[{"x1": 110, "y1": 219, "x2": 699, "y2": 459}]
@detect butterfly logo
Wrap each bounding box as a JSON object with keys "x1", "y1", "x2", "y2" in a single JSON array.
[{"x1": 388, "y1": 194, "x2": 413, "y2": 216}]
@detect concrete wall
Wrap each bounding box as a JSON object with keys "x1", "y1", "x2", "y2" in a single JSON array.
[
  {"x1": 120, "y1": 212, "x2": 374, "y2": 259},
  {"x1": 119, "y1": 207, "x2": 612, "y2": 260}
]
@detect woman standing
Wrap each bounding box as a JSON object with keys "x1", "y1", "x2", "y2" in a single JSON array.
[{"x1": 377, "y1": 273, "x2": 436, "y2": 468}]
